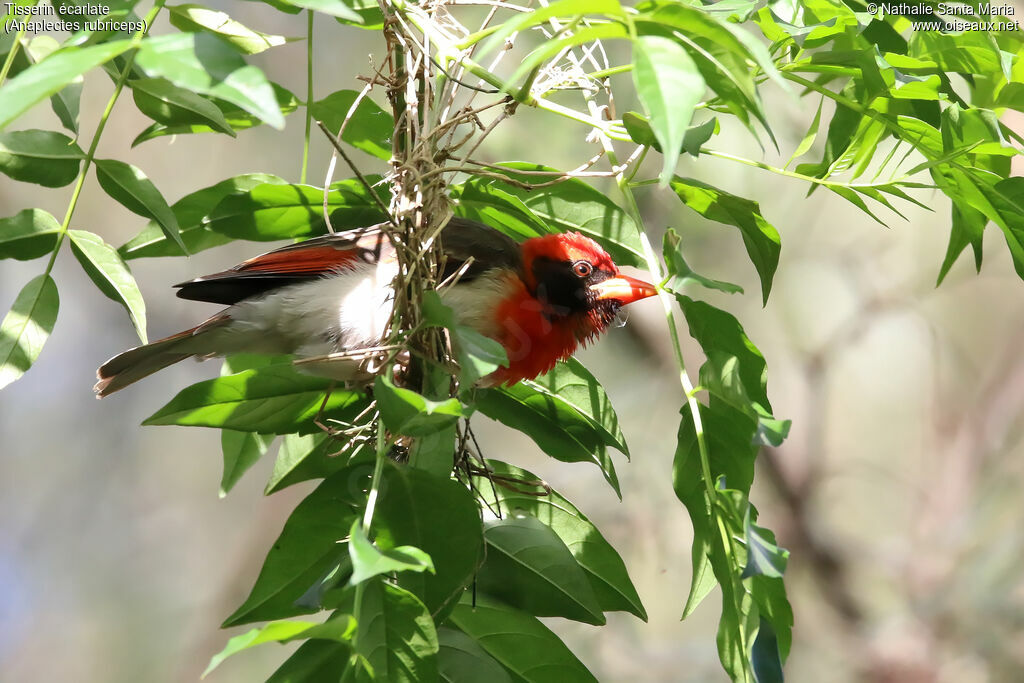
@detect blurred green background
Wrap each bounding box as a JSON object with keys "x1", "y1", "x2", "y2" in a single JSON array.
[{"x1": 2, "y1": 4, "x2": 1024, "y2": 681}]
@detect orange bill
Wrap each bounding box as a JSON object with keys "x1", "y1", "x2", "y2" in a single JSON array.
[{"x1": 589, "y1": 274, "x2": 657, "y2": 304}]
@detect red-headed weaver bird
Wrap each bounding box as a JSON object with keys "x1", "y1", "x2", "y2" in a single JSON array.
[{"x1": 94, "y1": 218, "x2": 657, "y2": 396}]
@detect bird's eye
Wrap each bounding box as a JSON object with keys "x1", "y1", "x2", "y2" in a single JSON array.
[{"x1": 572, "y1": 261, "x2": 593, "y2": 278}]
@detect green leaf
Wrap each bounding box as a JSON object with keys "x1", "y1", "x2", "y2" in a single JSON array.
[
  {"x1": 482, "y1": 163, "x2": 646, "y2": 267},
  {"x1": 131, "y1": 82, "x2": 299, "y2": 144},
  {"x1": 475, "y1": 384, "x2": 621, "y2": 497},
  {"x1": 119, "y1": 173, "x2": 287, "y2": 259},
  {"x1": 472, "y1": 460, "x2": 646, "y2": 621},
  {"x1": 67, "y1": 229, "x2": 147, "y2": 343},
  {"x1": 201, "y1": 179, "x2": 388, "y2": 243},
  {"x1": 129, "y1": 77, "x2": 235, "y2": 136},
  {"x1": 622, "y1": 112, "x2": 717, "y2": 156},
  {"x1": 0, "y1": 129, "x2": 83, "y2": 187},
  {"x1": 633, "y1": 35, "x2": 706, "y2": 185},
  {"x1": 476, "y1": 0, "x2": 625, "y2": 61},
  {"x1": 143, "y1": 364, "x2": 370, "y2": 434},
  {"x1": 374, "y1": 375, "x2": 465, "y2": 437},
  {"x1": 266, "y1": 640, "x2": 352, "y2": 683},
  {"x1": 353, "y1": 580, "x2": 439, "y2": 683},
  {"x1": 0, "y1": 274, "x2": 58, "y2": 390},
  {"x1": 281, "y1": 0, "x2": 361, "y2": 21},
  {"x1": 785, "y1": 96, "x2": 824, "y2": 168},
  {"x1": 373, "y1": 464, "x2": 484, "y2": 619},
  {"x1": 348, "y1": 520, "x2": 434, "y2": 586},
  {"x1": 94, "y1": 159, "x2": 185, "y2": 253},
  {"x1": 135, "y1": 33, "x2": 284, "y2": 129},
  {"x1": 311, "y1": 89, "x2": 394, "y2": 160},
  {"x1": 203, "y1": 615, "x2": 356, "y2": 677},
  {"x1": 168, "y1": 4, "x2": 291, "y2": 54},
  {"x1": 265, "y1": 431, "x2": 369, "y2": 494},
  {"x1": 437, "y1": 627, "x2": 513, "y2": 683},
  {"x1": 223, "y1": 466, "x2": 366, "y2": 626},
  {"x1": 421, "y1": 292, "x2": 509, "y2": 387},
  {"x1": 21, "y1": 35, "x2": 83, "y2": 133},
  {"x1": 526, "y1": 358, "x2": 630, "y2": 456},
  {"x1": 0, "y1": 209, "x2": 61, "y2": 260},
  {"x1": 448, "y1": 595, "x2": 598, "y2": 683},
  {"x1": 0, "y1": 39, "x2": 132, "y2": 129},
  {"x1": 451, "y1": 179, "x2": 554, "y2": 244},
  {"x1": 670, "y1": 178, "x2": 781, "y2": 304},
  {"x1": 477, "y1": 514, "x2": 605, "y2": 625},
  {"x1": 676, "y1": 295, "x2": 771, "y2": 414},
  {"x1": 742, "y1": 509, "x2": 789, "y2": 579},
  {"x1": 220, "y1": 429, "x2": 273, "y2": 497},
  {"x1": 662, "y1": 228, "x2": 743, "y2": 296}
]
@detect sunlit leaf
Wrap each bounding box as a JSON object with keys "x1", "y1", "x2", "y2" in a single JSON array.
[
  {"x1": 143, "y1": 364, "x2": 370, "y2": 434},
  {"x1": 0, "y1": 274, "x2": 58, "y2": 390},
  {"x1": 168, "y1": 3, "x2": 292, "y2": 54},
  {"x1": 633, "y1": 35, "x2": 705, "y2": 184},
  {"x1": 348, "y1": 519, "x2": 434, "y2": 585},
  {"x1": 0, "y1": 40, "x2": 132, "y2": 129},
  {"x1": 68, "y1": 229, "x2": 147, "y2": 343},
  {"x1": 135, "y1": 33, "x2": 284, "y2": 129}
]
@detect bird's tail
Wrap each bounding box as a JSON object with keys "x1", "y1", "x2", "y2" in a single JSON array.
[{"x1": 94, "y1": 315, "x2": 229, "y2": 398}]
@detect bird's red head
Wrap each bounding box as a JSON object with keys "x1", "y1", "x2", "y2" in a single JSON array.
[
  {"x1": 520, "y1": 231, "x2": 657, "y2": 317},
  {"x1": 486, "y1": 231, "x2": 657, "y2": 385}
]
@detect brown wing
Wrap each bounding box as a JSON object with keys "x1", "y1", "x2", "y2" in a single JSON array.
[{"x1": 174, "y1": 225, "x2": 392, "y2": 305}]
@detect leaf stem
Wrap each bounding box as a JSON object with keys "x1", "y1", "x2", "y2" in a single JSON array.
[
  {"x1": 361, "y1": 417, "x2": 388, "y2": 533},
  {"x1": 586, "y1": 109, "x2": 718, "y2": 512},
  {"x1": 0, "y1": 1, "x2": 38, "y2": 87},
  {"x1": 42, "y1": 0, "x2": 165, "y2": 277}
]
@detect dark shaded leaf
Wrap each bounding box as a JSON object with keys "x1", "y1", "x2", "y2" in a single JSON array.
[
  {"x1": 94, "y1": 159, "x2": 185, "y2": 253},
  {"x1": 448, "y1": 595, "x2": 598, "y2": 683},
  {"x1": 477, "y1": 514, "x2": 605, "y2": 625},
  {"x1": 266, "y1": 639, "x2": 352, "y2": 683},
  {"x1": 473, "y1": 460, "x2": 646, "y2": 621},
  {"x1": 437, "y1": 627, "x2": 513, "y2": 683},
  {"x1": 475, "y1": 384, "x2": 621, "y2": 497},
  {"x1": 353, "y1": 580, "x2": 438, "y2": 682},
  {"x1": 130, "y1": 77, "x2": 235, "y2": 136},
  {"x1": 223, "y1": 465, "x2": 368, "y2": 626},
  {"x1": 374, "y1": 464, "x2": 484, "y2": 619}
]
